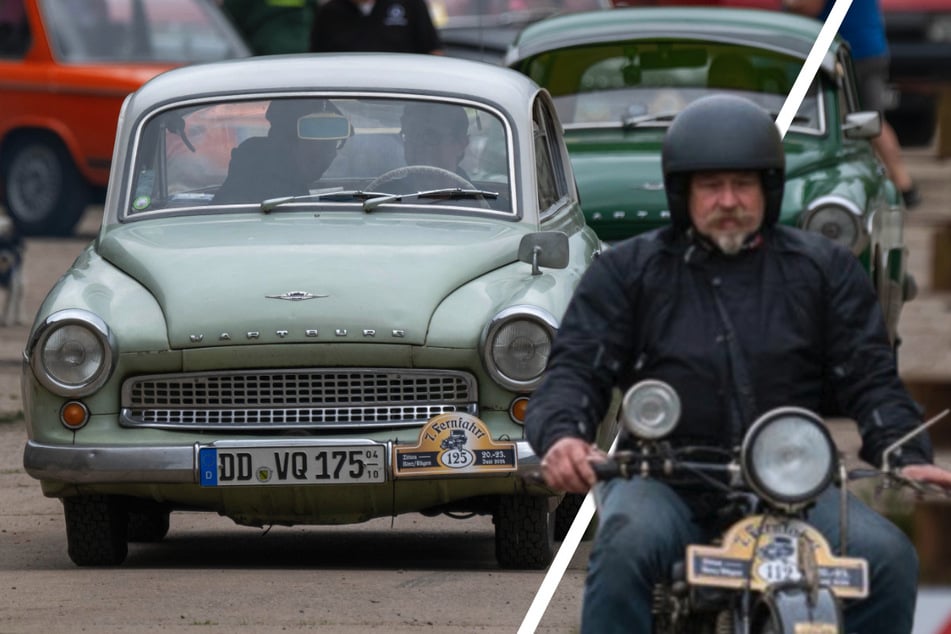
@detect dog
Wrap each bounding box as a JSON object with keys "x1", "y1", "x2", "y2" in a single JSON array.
[{"x1": 0, "y1": 214, "x2": 25, "y2": 327}]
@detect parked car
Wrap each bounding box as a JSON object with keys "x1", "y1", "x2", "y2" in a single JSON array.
[
  {"x1": 427, "y1": 0, "x2": 611, "y2": 63},
  {"x1": 0, "y1": 0, "x2": 250, "y2": 236},
  {"x1": 607, "y1": 0, "x2": 948, "y2": 146},
  {"x1": 507, "y1": 6, "x2": 916, "y2": 345},
  {"x1": 21, "y1": 52, "x2": 606, "y2": 568}
]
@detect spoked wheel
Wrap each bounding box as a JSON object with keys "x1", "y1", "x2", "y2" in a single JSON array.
[
  {"x1": 63, "y1": 495, "x2": 129, "y2": 566},
  {"x1": 1, "y1": 135, "x2": 89, "y2": 236},
  {"x1": 494, "y1": 494, "x2": 555, "y2": 570}
]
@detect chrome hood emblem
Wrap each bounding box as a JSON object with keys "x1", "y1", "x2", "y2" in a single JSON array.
[{"x1": 265, "y1": 291, "x2": 328, "y2": 301}]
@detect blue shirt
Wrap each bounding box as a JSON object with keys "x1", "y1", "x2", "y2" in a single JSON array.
[{"x1": 821, "y1": 0, "x2": 888, "y2": 60}]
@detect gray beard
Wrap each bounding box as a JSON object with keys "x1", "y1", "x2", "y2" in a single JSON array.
[{"x1": 712, "y1": 232, "x2": 747, "y2": 255}]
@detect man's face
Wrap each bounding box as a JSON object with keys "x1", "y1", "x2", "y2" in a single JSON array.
[
  {"x1": 401, "y1": 121, "x2": 467, "y2": 172},
  {"x1": 688, "y1": 170, "x2": 765, "y2": 255}
]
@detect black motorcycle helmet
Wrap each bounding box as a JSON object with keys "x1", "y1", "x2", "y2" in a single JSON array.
[{"x1": 661, "y1": 94, "x2": 785, "y2": 233}]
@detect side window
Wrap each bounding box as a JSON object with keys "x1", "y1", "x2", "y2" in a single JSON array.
[
  {"x1": 532, "y1": 97, "x2": 570, "y2": 215},
  {"x1": 837, "y1": 51, "x2": 861, "y2": 117},
  {"x1": 0, "y1": 0, "x2": 30, "y2": 58}
]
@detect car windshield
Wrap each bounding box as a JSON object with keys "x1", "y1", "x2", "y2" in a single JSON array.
[
  {"x1": 41, "y1": 0, "x2": 246, "y2": 63},
  {"x1": 127, "y1": 96, "x2": 513, "y2": 218},
  {"x1": 428, "y1": 0, "x2": 608, "y2": 27},
  {"x1": 527, "y1": 42, "x2": 822, "y2": 134}
]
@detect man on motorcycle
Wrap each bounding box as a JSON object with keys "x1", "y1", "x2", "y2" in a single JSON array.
[{"x1": 526, "y1": 94, "x2": 951, "y2": 633}]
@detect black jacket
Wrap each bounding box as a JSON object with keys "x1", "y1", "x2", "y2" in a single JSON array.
[{"x1": 525, "y1": 225, "x2": 932, "y2": 469}]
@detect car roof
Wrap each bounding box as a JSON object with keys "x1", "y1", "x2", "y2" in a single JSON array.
[
  {"x1": 506, "y1": 6, "x2": 842, "y2": 74},
  {"x1": 123, "y1": 53, "x2": 543, "y2": 118}
]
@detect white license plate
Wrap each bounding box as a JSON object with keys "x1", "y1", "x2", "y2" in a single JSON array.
[{"x1": 199, "y1": 444, "x2": 386, "y2": 486}]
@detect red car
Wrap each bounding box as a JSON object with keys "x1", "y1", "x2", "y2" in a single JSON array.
[{"x1": 0, "y1": 0, "x2": 249, "y2": 236}]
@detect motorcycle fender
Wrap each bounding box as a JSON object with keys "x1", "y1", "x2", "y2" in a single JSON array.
[{"x1": 758, "y1": 585, "x2": 842, "y2": 634}]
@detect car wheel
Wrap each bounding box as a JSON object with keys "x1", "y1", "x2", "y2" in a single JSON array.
[
  {"x1": 63, "y1": 495, "x2": 128, "y2": 566},
  {"x1": 1, "y1": 135, "x2": 89, "y2": 236},
  {"x1": 127, "y1": 509, "x2": 171, "y2": 543},
  {"x1": 494, "y1": 494, "x2": 555, "y2": 569}
]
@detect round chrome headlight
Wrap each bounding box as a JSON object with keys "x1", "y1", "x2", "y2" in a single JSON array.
[
  {"x1": 800, "y1": 196, "x2": 869, "y2": 255},
  {"x1": 481, "y1": 306, "x2": 557, "y2": 392},
  {"x1": 741, "y1": 407, "x2": 836, "y2": 510},
  {"x1": 620, "y1": 379, "x2": 680, "y2": 439},
  {"x1": 29, "y1": 309, "x2": 116, "y2": 397}
]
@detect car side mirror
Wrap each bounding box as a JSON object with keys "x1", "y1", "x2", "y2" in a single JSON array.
[
  {"x1": 518, "y1": 231, "x2": 569, "y2": 276},
  {"x1": 843, "y1": 111, "x2": 881, "y2": 140}
]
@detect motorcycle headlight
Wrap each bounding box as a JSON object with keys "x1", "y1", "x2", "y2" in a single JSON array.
[
  {"x1": 800, "y1": 196, "x2": 869, "y2": 255},
  {"x1": 29, "y1": 309, "x2": 116, "y2": 397},
  {"x1": 620, "y1": 379, "x2": 681, "y2": 439},
  {"x1": 741, "y1": 407, "x2": 836, "y2": 510},
  {"x1": 481, "y1": 306, "x2": 557, "y2": 392}
]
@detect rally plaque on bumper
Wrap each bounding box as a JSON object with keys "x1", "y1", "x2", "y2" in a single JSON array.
[{"x1": 199, "y1": 443, "x2": 386, "y2": 486}]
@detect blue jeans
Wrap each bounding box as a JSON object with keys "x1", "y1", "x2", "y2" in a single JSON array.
[{"x1": 581, "y1": 477, "x2": 919, "y2": 634}]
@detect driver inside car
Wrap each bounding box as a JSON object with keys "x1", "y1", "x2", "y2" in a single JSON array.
[
  {"x1": 214, "y1": 99, "x2": 350, "y2": 204},
  {"x1": 400, "y1": 101, "x2": 471, "y2": 179}
]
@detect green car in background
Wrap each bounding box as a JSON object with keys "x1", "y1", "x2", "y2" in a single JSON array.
[{"x1": 507, "y1": 7, "x2": 917, "y2": 345}]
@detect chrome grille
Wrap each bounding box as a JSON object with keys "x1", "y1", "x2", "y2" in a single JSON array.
[{"x1": 121, "y1": 369, "x2": 478, "y2": 431}]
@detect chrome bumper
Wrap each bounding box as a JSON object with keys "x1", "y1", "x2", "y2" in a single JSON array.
[{"x1": 23, "y1": 439, "x2": 541, "y2": 484}]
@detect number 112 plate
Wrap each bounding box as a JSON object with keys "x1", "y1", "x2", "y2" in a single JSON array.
[{"x1": 199, "y1": 444, "x2": 386, "y2": 487}]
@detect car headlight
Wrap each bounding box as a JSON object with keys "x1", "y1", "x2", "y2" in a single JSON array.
[
  {"x1": 620, "y1": 379, "x2": 681, "y2": 439},
  {"x1": 741, "y1": 407, "x2": 836, "y2": 511},
  {"x1": 800, "y1": 195, "x2": 869, "y2": 255},
  {"x1": 28, "y1": 309, "x2": 116, "y2": 397},
  {"x1": 481, "y1": 306, "x2": 557, "y2": 392}
]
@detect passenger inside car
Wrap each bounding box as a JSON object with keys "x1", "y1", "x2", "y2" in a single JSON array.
[
  {"x1": 214, "y1": 99, "x2": 349, "y2": 204},
  {"x1": 400, "y1": 101, "x2": 472, "y2": 179}
]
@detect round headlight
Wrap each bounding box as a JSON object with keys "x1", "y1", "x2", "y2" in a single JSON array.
[
  {"x1": 741, "y1": 407, "x2": 836, "y2": 509},
  {"x1": 481, "y1": 306, "x2": 557, "y2": 392},
  {"x1": 620, "y1": 379, "x2": 680, "y2": 439},
  {"x1": 29, "y1": 309, "x2": 116, "y2": 397},
  {"x1": 800, "y1": 196, "x2": 868, "y2": 255}
]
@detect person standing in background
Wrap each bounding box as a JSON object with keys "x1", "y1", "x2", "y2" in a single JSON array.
[
  {"x1": 221, "y1": 0, "x2": 316, "y2": 55},
  {"x1": 784, "y1": 0, "x2": 921, "y2": 208},
  {"x1": 309, "y1": 0, "x2": 442, "y2": 54}
]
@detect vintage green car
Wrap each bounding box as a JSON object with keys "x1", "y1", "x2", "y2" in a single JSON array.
[
  {"x1": 21, "y1": 53, "x2": 604, "y2": 568},
  {"x1": 507, "y1": 7, "x2": 916, "y2": 344}
]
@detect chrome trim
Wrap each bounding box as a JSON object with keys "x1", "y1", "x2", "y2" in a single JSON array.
[
  {"x1": 120, "y1": 368, "x2": 479, "y2": 431},
  {"x1": 800, "y1": 194, "x2": 870, "y2": 255},
  {"x1": 27, "y1": 309, "x2": 118, "y2": 398},
  {"x1": 23, "y1": 439, "x2": 540, "y2": 483},
  {"x1": 480, "y1": 305, "x2": 559, "y2": 393}
]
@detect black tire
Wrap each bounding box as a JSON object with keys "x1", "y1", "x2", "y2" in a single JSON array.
[
  {"x1": 127, "y1": 509, "x2": 170, "y2": 543},
  {"x1": 554, "y1": 492, "x2": 585, "y2": 541},
  {"x1": 1, "y1": 134, "x2": 89, "y2": 236},
  {"x1": 494, "y1": 494, "x2": 555, "y2": 570},
  {"x1": 63, "y1": 495, "x2": 129, "y2": 566}
]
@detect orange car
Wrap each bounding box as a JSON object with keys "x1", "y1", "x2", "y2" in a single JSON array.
[{"x1": 0, "y1": 0, "x2": 250, "y2": 236}]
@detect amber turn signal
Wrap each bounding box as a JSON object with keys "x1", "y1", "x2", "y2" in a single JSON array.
[
  {"x1": 60, "y1": 401, "x2": 90, "y2": 430},
  {"x1": 509, "y1": 396, "x2": 529, "y2": 423}
]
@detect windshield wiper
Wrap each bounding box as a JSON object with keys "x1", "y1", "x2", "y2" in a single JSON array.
[
  {"x1": 363, "y1": 188, "x2": 499, "y2": 212},
  {"x1": 621, "y1": 110, "x2": 679, "y2": 130},
  {"x1": 260, "y1": 190, "x2": 389, "y2": 213}
]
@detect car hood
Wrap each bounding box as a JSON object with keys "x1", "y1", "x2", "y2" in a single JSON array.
[
  {"x1": 98, "y1": 215, "x2": 524, "y2": 348},
  {"x1": 567, "y1": 130, "x2": 825, "y2": 240}
]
